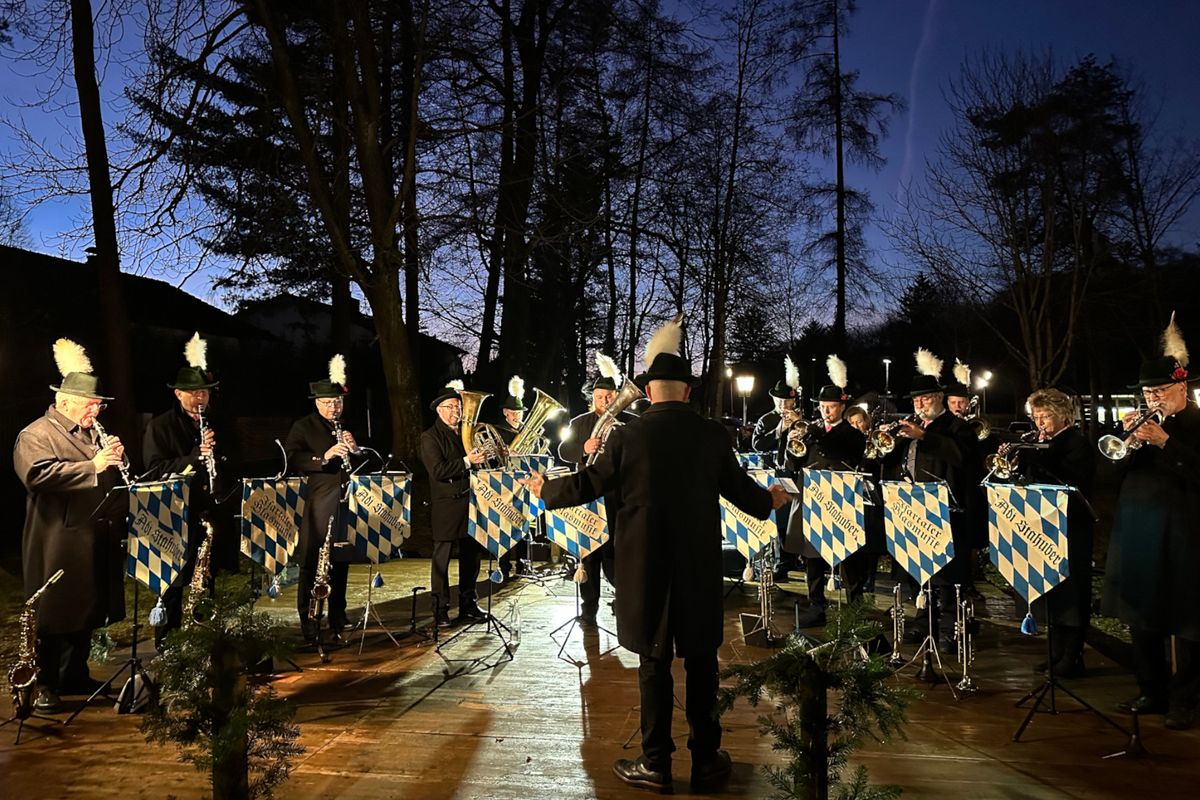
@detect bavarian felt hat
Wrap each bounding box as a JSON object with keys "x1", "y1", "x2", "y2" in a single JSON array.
[
  {"x1": 769, "y1": 379, "x2": 798, "y2": 400},
  {"x1": 309, "y1": 380, "x2": 347, "y2": 399},
  {"x1": 943, "y1": 379, "x2": 971, "y2": 398},
  {"x1": 908, "y1": 374, "x2": 945, "y2": 398},
  {"x1": 51, "y1": 372, "x2": 113, "y2": 400},
  {"x1": 502, "y1": 395, "x2": 525, "y2": 411},
  {"x1": 815, "y1": 384, "x2": 849, "y2": 403},
  {"x1": 635, "y1": 352, "x2": 698, "y2": 386},
  {"x1": 1129, "y1": 356, "x2": 1191, "y2": 389},
  {"x1": 590, "y1": 375, "x2": 618, "y2": 392},
  {"x1": 429, "y1": 387, "x2": 461, "y2": 411},
  {"x1": 169, "y1": 366, "x2": 219, "y2": 391}
]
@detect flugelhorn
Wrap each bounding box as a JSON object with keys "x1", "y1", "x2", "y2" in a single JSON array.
[
  {"x1": 586, "y1": 378, "x2": 644, "y2": 465},
  {"x1": 508, "y1": 388, "x2": 566, "y2": 455},
  {"x1": 1097, "y1": 406, "x2": 1164, "y2": 461}
]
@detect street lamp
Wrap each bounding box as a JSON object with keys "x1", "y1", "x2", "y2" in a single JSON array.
[
  {"x1": 882, "y1": 358, "x2": 892, "y2": 398},
  {"x1": 725, "y1": 365, "x2": 734, "y2": 417},
  {"x1": 735, "y1": 375, "x2": 755, "y2": 426},
  {"x1": 975, "y1": 371, "x2": 992, "y2": 415}
]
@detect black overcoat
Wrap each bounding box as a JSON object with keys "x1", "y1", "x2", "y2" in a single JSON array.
[
  {"x1": 419, "y1": 420, "x2": 471, "y2": 543},
  {"x1": 1019, "y1": 425, "x2": 1095, "y2": 627},
  {"x1": 541, "y1": 401, "x2": 773, "y2": 659},
  {"x1": 881, "y1": 411, "x2": 977, "y2": 585},
  {"x1": 14, "y1": 407, "x2": 126, "y2": 634},
  {"x1": 782, "y1": 421, "x2": 866, "y2": 556},
  {"x1": 1102, "y1": 404, "x2": 1200, "y2": 640},
  {"x1": 285, "y1": 412, "x2": 351, "y2": 555},
  {"x1": 751, "y1": 410, "x2": 787, "y2": 467}
]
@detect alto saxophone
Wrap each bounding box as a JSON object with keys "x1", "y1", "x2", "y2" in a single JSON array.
[
  {"x1": 92, "y1": 418, "x2": 133, "y2": 486},
  {"x1": 9, "y1": 569, "x2": 64, "y2": 718},
  {"x1": 184, "y1": 521, "x2": 215, "y2": 625},
  {"x1": 308, "y1": 516, "x2": 335, "y2": 663}
]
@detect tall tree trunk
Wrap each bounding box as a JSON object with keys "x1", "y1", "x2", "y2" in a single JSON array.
[
  {"x1": 69, "y1": 0, "x2": 136, "y2": 459},
  {"x1": 831, "y1": 0, "x2": 846, "y2": 351}
]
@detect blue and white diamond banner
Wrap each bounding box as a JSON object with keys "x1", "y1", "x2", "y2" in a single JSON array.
[
  {"x1": 127, "y1": 479, "x2": 190, "y2": 596},
  {"x1": 507, "y1": 453, "x2": 556, "y2": 475},
  {"x1": 801, "y1": 469, "x2": 867, "y2": 567},
  {"x1": 240, "y1": 477, "x2": 306, "y2": 576},
  {"x1": 346, "y1": 472, "x2": 412, "y2": 564},
  {"x1": 544, "y1": 499, "x2": 609, "y2": 560},
  {"x1": 469, "y1": 469, "x2": 535, "y2": 561},
  {"x1": 986, "y1": 483, "x2": 1070, "y2": 604},
  {"x1": 722, "y1": 469, "x2": 777, "y2": 561},
  {"x1": 736, "y1": 452, "x2": 769, "y2": 470},
  {"x1": 883, "y1": 480, "x2": 955, "y2": 586}
]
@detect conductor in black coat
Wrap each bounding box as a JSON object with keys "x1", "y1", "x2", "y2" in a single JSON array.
[
  {"x1": 419, "y1": 386, "x2": 490, "y2": 626},
  {"x1": 882, "y1": 364, "x2": 977, "y2": 645},
  {"x1": 783, "y1": 380, "x2": 866, "y2": 627},
  {"x1": 1018, "y1": 388, "x2": 1095, "y2": 677},
  {"x1": 527, "y1": 335, "x2": 790, "y2": 793},
  {"x1": 284, "y1": 375, "x2": 360, "y2": 640},
  {"x1": 557, "y1": 375, "x2": 632, "y2": 624},
  {"x1": 142, "y1": 354, "x2": 228, "y2": 649}
]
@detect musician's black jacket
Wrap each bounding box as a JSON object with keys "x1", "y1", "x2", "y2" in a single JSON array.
[
  {"x1": 285, "y1": 412, "x2": 355, "y2": 556},
  {"x1": 419, "y1": 419, "x2": 471, "y2": 543},
  {"x1": 751, "y1": 410, "x2": 788, "y2": 467}
]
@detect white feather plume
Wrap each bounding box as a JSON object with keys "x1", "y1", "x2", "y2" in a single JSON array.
[
  {"x1": 644, "y1": 313, "x2": 683, "y2": 368},
  {"x1": 826, "y1": 354, "x2": 847, "y2": 389},
  {"x1": 1162, "y1": 311, "x2": 1190, "y2": 368},
  {"x1": 508, "y1": 374, "x2": 525, "y2": 400},
  {"x1": 784, "y1": 356, "x2": 800, "y2": 390},
  {"x1": 52, "y1": 338, "x2": 92, "y2": 377},
  {"x1": 595, "y1": 352, "x2": 621, "y2": 382},
  {"x1": 445, "y1": 379, "x2": 464, "y2": 392},
  {"x1": 953, "y1": 358, "x2": 971, "y2": 386},
  {"x1": 328, "y1": 354, "x2": 347, "y2": 387},
  {"x1": 915, "y1": 347, "x2": 943, "y2": 378},
  {"x1": 184, "y1": 332, "x2": 207, "y2": 370}
]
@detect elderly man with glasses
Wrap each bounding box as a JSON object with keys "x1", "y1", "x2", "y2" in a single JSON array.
[{"x1": 1103, "y1": 316, "x2": 1200, "y2": 731}]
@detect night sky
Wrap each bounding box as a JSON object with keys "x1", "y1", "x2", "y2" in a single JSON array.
[{"x1": 2, "y1": 1, "x2": 1198, "y2": 300}]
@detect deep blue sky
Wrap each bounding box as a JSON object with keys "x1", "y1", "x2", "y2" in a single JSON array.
[{"x1": 3, "y1": 0, "x2": 1199, "y2": 298}]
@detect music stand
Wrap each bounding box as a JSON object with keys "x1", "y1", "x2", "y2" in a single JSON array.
[
  {"x1": 548, "y1": 557, "x2": 618, "y2": 666},
  {"x1": 352, "y1": 563, "x2": 419, "y2": 653},
  {"x1": 436, "y1": 554, "x2": 516, "y2": 673}
]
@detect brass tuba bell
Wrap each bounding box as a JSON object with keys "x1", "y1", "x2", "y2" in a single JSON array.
[
  {"x1": 460, "y1": 390, "x2": 508, "y2": 468},
  {"x1": 508, "y1": 388, "x2": 567, "y2": 455}
]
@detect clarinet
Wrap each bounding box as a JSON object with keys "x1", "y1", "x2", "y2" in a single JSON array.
[
  {"x1": 196, "y1": 404, "x2": 218, "y2": 485},
  {"x1": 331, "y1": 415, "x2": 360, "y2": 456},
  {"x1": 92, "y1": 418, "x2": 133, "y2": 486}
]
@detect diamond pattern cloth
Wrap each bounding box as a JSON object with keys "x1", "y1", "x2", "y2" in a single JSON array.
[
  {"x1": 240, "y1": 477, "x2": 307, "y2": 576},
  {"x1": 469, "y1": 469, "x2": 535, "y2": 561},
  {"x1": 543, "y1": 498, "x2": 609, "y2": 560},
  {"x1": 721, "y1": 469, "x2": 777, "y2": 561},
  {"x1": 986, "y1": 482, "x2": 1070, "y2": 604},
  {"x1": 126, "y1": 479, "x2": 190, "y2": 596},
  {"x1": 346, "y1": 472, "x2": 413, "y2": 564},
  {"x1": 801, "y1": 469, "x2": 867, "y2": 567},
  {"x1": 882, "y1": 480, "x2": 955, "y2": 585},
  {"x1": 736, "y1": 452, "x2": 769, "y2": 470}
]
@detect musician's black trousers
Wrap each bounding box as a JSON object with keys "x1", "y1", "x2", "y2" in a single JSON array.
[
  {"x1": 1131, "y1": 628, "x2": 1200, "y2": 712},
  {"x1": 638, "y1": 649, "x2": 721, "y2": 771},
  {"x1": 431, "y1": 537, "x2": 487, "y2": 614},
  {"x1": 580, "y1": 541, "x2": 615, "y2": 618},
  {"x1": 37, "y1": 630, "x2": 93, "y2": 691}
]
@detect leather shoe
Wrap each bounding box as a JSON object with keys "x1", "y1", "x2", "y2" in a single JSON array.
[
  {"x1": 612, "y1": 757, "x2": 672, "y2": 793},
  {"x1": 34, "y1": 687, "x2": 61, "y2": 712},
  {"x1": 691, "y1": 749, "x2": 731, "y2": 788},
  {"x1": 458, "y1": 604, "x2": 488, "y2": 623},
  {"x1": 1116, "y1": 694, "x2": 1167, "y2": 715},
  {"x1": 579, "y1": 612, "x2": 598, "y2": 628},
  {"x1": 1165, "y1": 706, "x2": 1197, "y2": 731},
  {"x1": 1050, "y1": 654, "x2": 1085, "y2": 679},
  {"x1": 435, "y1": 612, "x2": 453, "y2": 629}
]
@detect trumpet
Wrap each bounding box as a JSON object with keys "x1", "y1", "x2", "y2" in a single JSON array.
[
  {"x1": 865, "y1": 414, "x2": 919, "y2": 459},
  {"x1": 1097, "y1": 406, "x2": 1164, "y2": 461},
  {"x1": 786, "y1": 419, "x2": 815, "y2": 458},
  {"x1": 953, "y1": 583, "x2": 978, "y2": 691},
  {"x1": 91, "y1": 418, "x2": 133, "y2": 486},
  {"x1": 984, "y1": 430, "x2": 1040, "y2": 480}
]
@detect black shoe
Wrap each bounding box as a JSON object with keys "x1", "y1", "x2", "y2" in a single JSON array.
[
  {"x1": 61, "y1": 676, "x2": 108, "y2": 697},
  {"x1": 458, "y1": 603, "x2": 488, "y2": 623},
  {"x1": 612, "y1": 757, "x2": 672, "y2": 793},
  {"x1": 34, "y1": 687, "x2": 61, "y2": 712},
  {"x1": 300, "y1": 619, "x2": 318, "y2": 644},
  {"x1": 1116, "y1": 694, "x2": 1167, "y2": 715},
  {"x1": 579, "y1": 612, "x2": 598, "y2": 628},
  {"x1": 1165, "y1": 706, "x2": 1197, "y2": 731},
  {"x1": 690, "y1": 749, "x2": 731, "y2": 788},
  {"x1": 435, "y1": 612, "x2": 453, "y2": 629},
  {"x1": 795, "y1": 605, "x2": 826, "y2": 628},
  {"x1": 328, "y1": 627, "x2": 346, "y2": 646}
]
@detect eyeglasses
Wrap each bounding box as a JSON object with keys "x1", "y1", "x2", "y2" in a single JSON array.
[
  {"x1": 317, "y1": 398, "x2": 344, "y2": 407},
  {"x1": 1142, "y1": 385, "x2": 1177, "y2": 398}
]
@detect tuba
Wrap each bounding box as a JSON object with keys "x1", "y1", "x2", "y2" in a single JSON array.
[
  {"x1": 585, "y1": 379, "x2": 645, "y2": 465},
  {"x1": 508, "y1": 388, "x2": 567, "y2": 456},
  {"x1": 460, "y1": 390, "x2": 508, "y2": 468}
]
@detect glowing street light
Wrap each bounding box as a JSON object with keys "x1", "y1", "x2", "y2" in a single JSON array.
[
  {"x1": 882, "y1": 358, "x2": 892, "y2": 397},
  {"x1": 725, "y1": 365, "x2": 734, "y2": 415},
  {"x1": 735, "y1": 375, "x2": 755, "y2": 426},
  {"x1": 974, "y1": 370, "x2": 992, "y2": 414}
]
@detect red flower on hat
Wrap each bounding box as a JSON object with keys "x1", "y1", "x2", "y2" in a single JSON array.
[{"x1": 1172, "y1": 366, "x2": 1188, "y2": 381}]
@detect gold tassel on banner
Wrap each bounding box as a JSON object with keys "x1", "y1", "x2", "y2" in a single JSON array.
[
  {"x1": 742, "y1": 563, "x2": 754, "y2": 582},
  {"x1": 916, "y1": 589, "x2": 928, "y2": 610},
  {"x1": 573, "y1": 563, "x2": 588, "y2": 583}
]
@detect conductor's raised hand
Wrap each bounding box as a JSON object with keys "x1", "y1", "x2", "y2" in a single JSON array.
[{"x1": 768, "y1": 483, "x2": 791, "y2": 510}]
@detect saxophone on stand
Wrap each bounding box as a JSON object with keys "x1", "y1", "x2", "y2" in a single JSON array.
[
  {"x1": 308, "y1": 516, "x2": 335, "y2": 664},
  {"x1": 7, "y1": 569, "x2": 64, "y2": 723},
  {"x1": 184, "y1": 521, "x2": 215, "y2": 626}
]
